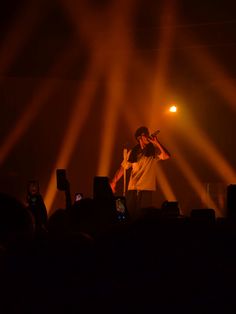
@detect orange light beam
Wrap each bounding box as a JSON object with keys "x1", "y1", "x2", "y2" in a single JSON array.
[
  {"x1": 144, "y1": 0, "x2": 178, "y2": 201},
  {"x1": 58, "y1": 0, "x2": 119, "y2": 177},
  {"x1": 123, "y1": 107, "x2": 142, "y2": 135},
  {"x1": 166, "y1": 136, "x2": 221, "y2": 216},
  {"x1": 97, "y1": 0, "x2": 135, "y2": 176},
  {"x1": 148, "y1": 0, "x2": 177, "y2": 130},
  {"x1": 179, "y1": 29, "x2": 236, "y2": 111},
  {"x1": 179, "y1": 111, "x2": 236, "y2": 185},
  {"x1": 97, "y1": 70, "x2": 125, "y2": 176},
  {"x1": 44, "y1": 58, "x2": 102, "y2": 214},
  {"x1": 155, "y1": 165, "x2": 177, "y2": 201},
  {"x1": 0, "y1": 42, "x2": 80, "y2": 165}
]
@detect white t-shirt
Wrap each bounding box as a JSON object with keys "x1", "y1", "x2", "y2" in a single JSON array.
[{"x1": 122, "y1": 149, "x2": 160, "y2": 191}]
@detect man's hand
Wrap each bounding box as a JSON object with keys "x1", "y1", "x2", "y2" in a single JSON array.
[
  {"x1": 148, "y1": 135, "x2": 158, "y2": 145},
  {"x1": 149, "y1": 136, "x2": 171, "y2": 160}
]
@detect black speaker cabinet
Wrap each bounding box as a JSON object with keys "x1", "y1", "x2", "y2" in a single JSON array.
[{"x1": 226, "y1": 184, "x2": 236, "y2": 218}]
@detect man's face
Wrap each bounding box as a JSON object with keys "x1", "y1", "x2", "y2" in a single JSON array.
[{"x1": 138, "y1": 133, "x2": 150, "y2": 146}]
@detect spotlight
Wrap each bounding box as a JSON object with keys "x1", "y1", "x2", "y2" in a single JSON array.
[{"x1": 169, "y1": 105, "x2": 177, "y2": 112}]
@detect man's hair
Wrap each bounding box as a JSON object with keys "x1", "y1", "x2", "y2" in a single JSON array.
[{"x1": 134, "y1": 126, "x2": 149, "y2": 140}]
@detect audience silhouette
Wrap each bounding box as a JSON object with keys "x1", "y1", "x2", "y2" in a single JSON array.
[{"x1": 1, "y1": 179, "x2": 236, "y2": 313}]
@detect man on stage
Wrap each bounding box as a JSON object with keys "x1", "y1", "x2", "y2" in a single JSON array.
[{"x1": 110, "y1": 126, "x2": 171, "y2": 221}]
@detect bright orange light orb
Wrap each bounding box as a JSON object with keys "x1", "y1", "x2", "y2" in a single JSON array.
[{"x1": 169, "y1": 105, "x2": 177, "y2": 112}]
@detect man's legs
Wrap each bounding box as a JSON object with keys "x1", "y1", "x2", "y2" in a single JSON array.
[
  {"x1": 126, "y1": 190, "x2": 138, "y2": 221},
  {"x1": 138, "y1": 190, "x2": 153, "y2": 209},
  {"x1": 126, "y1": 190, "x2": 153, "y2": 221}
]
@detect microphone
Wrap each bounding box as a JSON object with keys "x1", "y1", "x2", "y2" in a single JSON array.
[{"x1": 148, "y1": 129, "x2": 160, "y2": 139}]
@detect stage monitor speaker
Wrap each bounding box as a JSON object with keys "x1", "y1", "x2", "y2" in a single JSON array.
[
  {"x1": 226, "y1": 184, "x2": 236, "y2": 218},
  {"x1": 190, "y1": 208, "x2": 215, "y2": 223},
  {"x1": 161, "y1": 201, "x2": 180, "y2": 217}
]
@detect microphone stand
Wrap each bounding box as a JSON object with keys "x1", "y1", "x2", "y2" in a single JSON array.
[{"x1": 123, "y1": 147, "x2": 128, "y2": 196}]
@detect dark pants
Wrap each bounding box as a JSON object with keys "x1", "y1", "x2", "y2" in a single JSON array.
[{"x1": 126, "y1": 190, "x2": 153, "y2": 221}]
